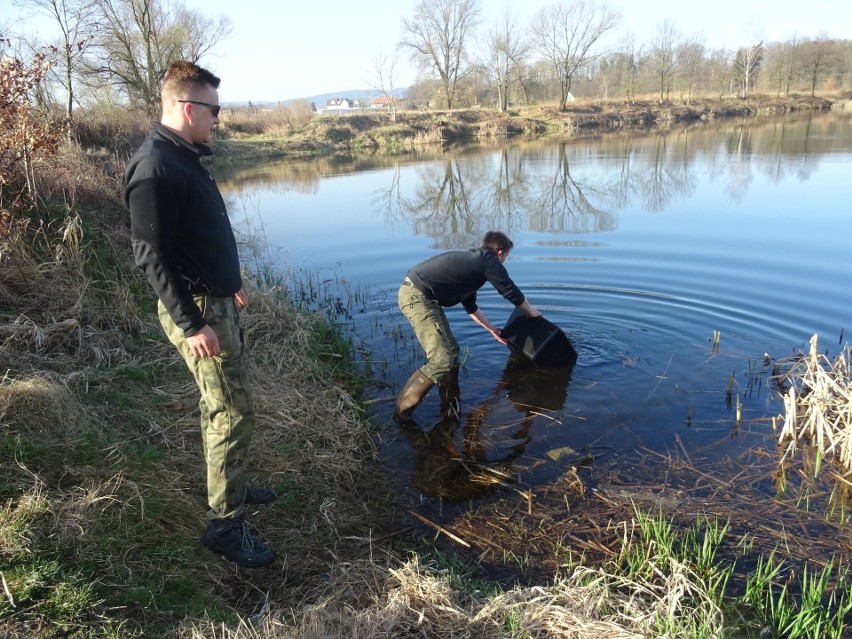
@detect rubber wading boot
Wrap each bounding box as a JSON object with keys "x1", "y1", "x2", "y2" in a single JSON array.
[
  {"x1": 394, "y1": 370, "x2": 434, "y2": 423},
  {"x1": 439, "y1": 367, "x2": 461, "y2": 418},
  {"x1": 203, "y1": 515, "x2": 275, "y2": 567}
]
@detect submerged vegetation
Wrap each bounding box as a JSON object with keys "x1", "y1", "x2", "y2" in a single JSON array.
[{"x1": 2, "y1": 47, "x2": 852, "y2": 639}]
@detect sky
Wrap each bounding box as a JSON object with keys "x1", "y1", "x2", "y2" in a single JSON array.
[{"x1": 2, "y1": 0, "x2": 851, "y2": 103}]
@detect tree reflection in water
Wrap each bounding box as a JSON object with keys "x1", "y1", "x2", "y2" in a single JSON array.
[
  {"x1": 221, "y1": 113, "x2": 841, "y2": 243},
  {"x1": 373, "y1": 143, "x2": 619, "y2": 246},
  {"x1": 400, "y1": 355, "x2": 575, "y2": 503}
]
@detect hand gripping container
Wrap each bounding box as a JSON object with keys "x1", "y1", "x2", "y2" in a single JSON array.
[{"x1": 501, "y1": 307, "x2": 577, "y2": 367}]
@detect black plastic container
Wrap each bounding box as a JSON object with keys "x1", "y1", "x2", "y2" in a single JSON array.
[{"x1": 501, "y1": 307, "x2": 577, "y2": 367}]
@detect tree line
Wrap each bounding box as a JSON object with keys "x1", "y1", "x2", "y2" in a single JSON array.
[
  {"x1": 4, "y1": 0, "x2": 231, "y2": 118},
  {"x1": 2, "y1": 0, "x2": 851, "y2": 121},
  {"x1": 395, "y1": 0, "x2": 851, "y2": 111}
]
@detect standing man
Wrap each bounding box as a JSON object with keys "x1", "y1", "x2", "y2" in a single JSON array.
[
  {"x1": 395, "y1": 231, "x2": 541, "y2": 423},
  {"x1": 124, "y1": 61, "x2": 274, "y2": 567}
]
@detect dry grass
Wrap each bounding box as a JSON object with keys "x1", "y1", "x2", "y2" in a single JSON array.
[
  {"x1": 0, "y1": 165, "x2": 391, "y2": 636},
  {"x1": 220, "y1": 103, "x2": 315, "y2": 139},
  {"x1": 0, "y1": 216, "x2": 146, "y2": 374},
  {"x1": 179, "y1": 554, "x2": 728, "y2": 639},
  {"x1": 774, "y1": 334, "x2": 852, "y2": 473},
  {"x1": 1, "y1": 275, "x2": 393, "y2": 635}
]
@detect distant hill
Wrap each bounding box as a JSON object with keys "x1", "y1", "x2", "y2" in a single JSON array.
[{"x1": 224, "y1": 87, "x2": 408, "y2": 108}]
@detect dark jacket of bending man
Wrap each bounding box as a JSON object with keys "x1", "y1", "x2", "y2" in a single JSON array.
[
  {"x1": 395, "y1": 231, "x2": 541, "y2": 423},
  {"x1": 124, "y1": 60, "x2": 275, "y2": 568}
]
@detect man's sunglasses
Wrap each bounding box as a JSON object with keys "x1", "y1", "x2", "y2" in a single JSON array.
[{"x1": 177, "y1": 100, "x2": 221, "y2": 117}]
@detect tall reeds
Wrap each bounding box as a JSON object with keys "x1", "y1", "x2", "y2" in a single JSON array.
[{"x1": 775, "y1": 334, "x2": 852, "y2": 474}]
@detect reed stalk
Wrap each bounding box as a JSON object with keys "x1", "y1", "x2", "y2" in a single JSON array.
[{"x1": 775, "y1": 335, "x2": 852, "y2": 475}]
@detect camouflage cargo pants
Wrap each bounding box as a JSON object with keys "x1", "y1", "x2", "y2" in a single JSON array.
[
  {"x1": 158, "y1": 295, "x2": 254, "y2": 521},
  {"x1": 398, "y1": 281, "x2": 460, "y2": 383}
]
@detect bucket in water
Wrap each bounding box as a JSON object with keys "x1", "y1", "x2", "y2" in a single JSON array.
[{"x1": 501, "y1": 307, "x2": 577, "y2": 367}]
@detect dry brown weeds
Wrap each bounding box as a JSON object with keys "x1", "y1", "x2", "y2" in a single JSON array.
[
  {"x1": 1, "y1": 196, "x2": 383, "y2": 629},
  {"x1": 181, "y1": 553, "x2": 729, "y2": 638},
  {"x1": 775, "y1": 334, "x2": 852, "y2": 473}
]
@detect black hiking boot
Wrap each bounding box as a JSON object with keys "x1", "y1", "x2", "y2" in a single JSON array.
[
  {"x1": 244, "y1": 484, "x2": 277, "y2": 505},
  {"x1": 202, "y1": 515, "x2": 275, "y2": 567}
]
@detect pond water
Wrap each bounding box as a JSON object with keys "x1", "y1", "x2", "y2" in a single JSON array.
[{"x1": 221, "y1": 111, "x2": 852, "y2": 529}]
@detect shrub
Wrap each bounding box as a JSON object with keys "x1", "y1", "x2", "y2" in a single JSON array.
[{"x1": 0, "y1": 37, "x2": 65, "y2": 215}]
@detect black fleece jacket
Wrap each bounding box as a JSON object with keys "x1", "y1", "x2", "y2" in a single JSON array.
[
  {"x1": 406, "y1": 248, "x2": 526, "y2": 314},
  {"x1": 124, "y1": 123, "x2": 241, "y2": 336}
]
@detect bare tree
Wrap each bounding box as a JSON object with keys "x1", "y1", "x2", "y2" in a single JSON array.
[
  {"x1": 649, "y1": 18, "x2": 679, "y2": 102},
  {"x1": 87, "y1": 0, "x2": 232, "y2": 111},
  {"x1": 839, "y1": 41, "x2": 852, "y2": 90},
  {"x1": 529, "y1": 0, "x2": 619, "y2": 111},
  {"x1": 615, "y1": 32, "x2": 640, "y2": 104},
  {"x1": 401, "y1": 0, "x2": 481, "y2": 109},
  {"x1": 705, "y1": 47, "x2": 732, "y2": 98},
  {"x1": 735, "y1": 41, "x2": 763, "y2": 97},
  {"x1": 764, "y1": 39, "x2": 799, "y2": 96},
  {"x1": 799, "y1": 32, "x2": 833, "y2": 96},
  {"x1": 13, "y1": 0, "x2": 96, "y2": 120},
  {"x1": 480, "y1": 5, "x2": 527, "y2": 112},
  {"x1": 676, "y1": 37, "x2": 705, "y2": 104},
  {"x1": 513, "y1": 58, "x2": 550, "y2": 106},
  {"x1": 367, "y1": 48, "x2": 401, "y2": 121}
]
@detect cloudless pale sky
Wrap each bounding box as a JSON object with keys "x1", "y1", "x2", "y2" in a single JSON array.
[{"x1": 2, "y1": 0, "x2": 851, "y2": 103}]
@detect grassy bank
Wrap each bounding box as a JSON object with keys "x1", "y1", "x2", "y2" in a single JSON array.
[
  {"x1": 2, "y1": 94, "x2": 852, "y2": 638},
  {"x1": 0, "y1": 201, "x2": 393, "y2": 636},
  {"x1": 213, "y1": 93, "x2": 846, "y2": 160}
]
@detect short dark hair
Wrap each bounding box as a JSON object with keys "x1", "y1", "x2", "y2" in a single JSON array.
[
  {"x1": 162, "y1": 60, "x2": 220, "y2": 100},
  {"x1": 481, "y1": 231, "x2": 514, "y2": 255}
]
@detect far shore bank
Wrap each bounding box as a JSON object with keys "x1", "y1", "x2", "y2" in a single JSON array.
[{"x1": 213, "y1": 93, "x2": 851, "y2": 162}]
